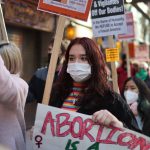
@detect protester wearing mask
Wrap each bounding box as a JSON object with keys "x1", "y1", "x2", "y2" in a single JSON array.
[
  {"x1": 122, "y1": 77, "x2": 150, "y2": 136},
  {"x1": 67, "y1": 62, "x2": 91, "y2": 83},
  {"x1": 49, "y1": 37, "x2": 140, "y2": 131},
  {"x1": 117, "y1": 54, "x2": 136, "y2": 93}
]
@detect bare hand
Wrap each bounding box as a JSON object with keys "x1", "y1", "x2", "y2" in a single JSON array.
[
  {"x1": 92, "y1": 110, "x2": 123, "y2": 128},
  {"x1": 130, "y1": 102, "x2": 138, "y2": 116}
]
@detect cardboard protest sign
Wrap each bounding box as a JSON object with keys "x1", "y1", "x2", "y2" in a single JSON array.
[
  {"x1": 91, "y1": 0, "x2": 127, "y2": 37},
  {"x1": 118, "y1": 12, "x2": 135, "y2": 40},
  {"x1": 106, "y1": 48, "x2": 119, "y2": 62},
  {"x1": 33, "y1": 104, "x2": 150, "y2": 150},
  {"x1": 38, "y1": 0, "x2": 93, "y2": 21}
]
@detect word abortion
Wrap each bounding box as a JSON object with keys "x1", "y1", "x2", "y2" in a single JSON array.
[{"x1": 40, "y1": 111, "x2": 150, "y2": 149}]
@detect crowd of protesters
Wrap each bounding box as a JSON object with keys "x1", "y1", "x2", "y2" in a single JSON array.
[{"x1": 0, "y1": 37, "x2": 150, "y2": 150}]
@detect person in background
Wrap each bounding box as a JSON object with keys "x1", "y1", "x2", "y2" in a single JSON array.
[
  {"x1": 0, "y1": 41, "x2": 28, "y2": 150},
  {"x1": 132, "y1": 61, "x2": 139, "y2": 75},
  {"x1": 49, "y1": 37, "x2": 139, "y2": 131},
  {"x1": 117, "y1": 54, "x2": 136, "y2": 93},
  {"x1": 26, "y1": 38, "x2": 66, "y2": 103},
  {"x1": 122, "y1": 76, "x2": 150, "y2": 136},
  {"x1": 136, "y1": 62, "x2": 150, "y2": 89}
]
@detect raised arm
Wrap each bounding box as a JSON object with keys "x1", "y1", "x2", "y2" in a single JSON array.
[{"x1": 0, "y1": 56, "x2": 28, "y2": 109}]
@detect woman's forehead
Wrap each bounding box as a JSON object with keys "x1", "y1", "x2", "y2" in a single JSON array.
[
  {"x1": 69, "y1": 44, "x2": 86, "y2": 55},
  {"x1": 126, "y1": 80, "x2": 137, "y2": 87}
]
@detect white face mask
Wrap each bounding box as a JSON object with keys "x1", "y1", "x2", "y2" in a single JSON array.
[
  {"x1": 124, "y1": 90, "x2": 139, "y2": 105},
  {"x1": 67, "y1": 63, "x2": 91, "y2": 82}
]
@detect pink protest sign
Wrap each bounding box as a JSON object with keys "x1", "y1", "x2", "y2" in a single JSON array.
[{"x1": 118, "y1": 12, "x2": 135, "y2": 40}]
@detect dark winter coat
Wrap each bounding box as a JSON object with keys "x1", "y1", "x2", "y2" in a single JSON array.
[
  {"x1": 27, "y1": 67, "x2": 58, "y2": 103},
  {"x1": 50, "y1": 89, "x2": 140, "y2": 133},
  {"x1": 138, "y1": 98, "x2": 150, "y2": 136}
]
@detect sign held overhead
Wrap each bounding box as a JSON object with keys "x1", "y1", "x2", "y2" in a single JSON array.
[
  {"x1": 38, "y1": 0, "x2": 93, "y2": 21},
  {"x1": 91, "y1": 0, "x2": 127, "y2": 37},
  {"x1": 118, "y1": 12, "x2": 135, "y2": 40}
]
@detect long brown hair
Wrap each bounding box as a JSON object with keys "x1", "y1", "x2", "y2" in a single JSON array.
[{"x1": 52, "y1": 37, "x2": 110, "y2": 102}]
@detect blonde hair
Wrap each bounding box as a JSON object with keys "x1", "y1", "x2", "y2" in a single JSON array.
[{"x1": 0, "y1": 41, "x2": 23, "y2": 74}]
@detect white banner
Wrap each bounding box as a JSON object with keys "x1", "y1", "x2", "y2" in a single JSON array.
[{"x1": 32, "y1": 104, "x2": 150, "y2": 150}]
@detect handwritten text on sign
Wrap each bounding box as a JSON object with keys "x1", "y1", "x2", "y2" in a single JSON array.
[
  {"x1": 106, "y1": 48, "x2": 119, "y2": 62},
  {"x1": 33, "y1": 104, "x2": 150, "y2": 150}
]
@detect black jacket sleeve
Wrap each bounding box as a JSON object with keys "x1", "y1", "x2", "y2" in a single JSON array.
[{"x1": 112, "y1": 92, "x2": 141, "y2": 133}]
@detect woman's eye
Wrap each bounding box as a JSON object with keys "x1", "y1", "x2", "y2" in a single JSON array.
[
  {"x1": 69, "y1": 57, "x2": 74, "y2": 61},
  {"x1": 81, "y1": 56, "x2": 87, "y2": 61},
  {"x1": 124, "y1": 87, "x2": 128, "y2": 91}
]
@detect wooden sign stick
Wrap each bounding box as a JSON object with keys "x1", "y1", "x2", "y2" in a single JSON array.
[
  {"x1": 108, "y1": 35, "x2": 119, "y2": 93},
  {"x1": 42, "y1": 16, "x2": 66, "y2": 105},
  {"x1": 0, "y1": 3, "x2": 9, "y2": 42},
  {"x1": 124, "y1": 41, "x2": 131, "y2": 77}
]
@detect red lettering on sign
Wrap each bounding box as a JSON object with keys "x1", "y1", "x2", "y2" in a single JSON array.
[
  {"x1": 71, "y1": 116, "x2": 83, "y2": 138},
  {"x1": 41, "y1": 111, "x2": 55, "y2": 136},
  {"x1": 80, "y1": 119, "x2": 95, "y2": 142},
  {"x1": 56, "y1": 113, "x2": 71, "y2": 137},
  {"x1": 98, "y1": 127, "x2": 122, "y2": 144},
  {"x1": 143, "y1": 144, "x2": 150, "y2": 150},
  {"x1": 117, "y1": 132, "x2": 136, "y2": 148},
  {"x1": 96, "y1": 125, "x2": 104, "y2": 142},
  {"x1": 40, "y1": 111, "x2": 150, "y2": 150},
  {"x1": 129, "y1": 136, "x2": 147, "y2": 149}
]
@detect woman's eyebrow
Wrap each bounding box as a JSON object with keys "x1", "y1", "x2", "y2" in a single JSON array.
[
  {"x1": 80, "y1": 54, "x2": 86, "y2": 56},
  {"x1": 130, "y1": 86, "x2": 136, "y2": 88},
  {"x1": 69, "y1": 54, "x2": 74, "y2": 57}
]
